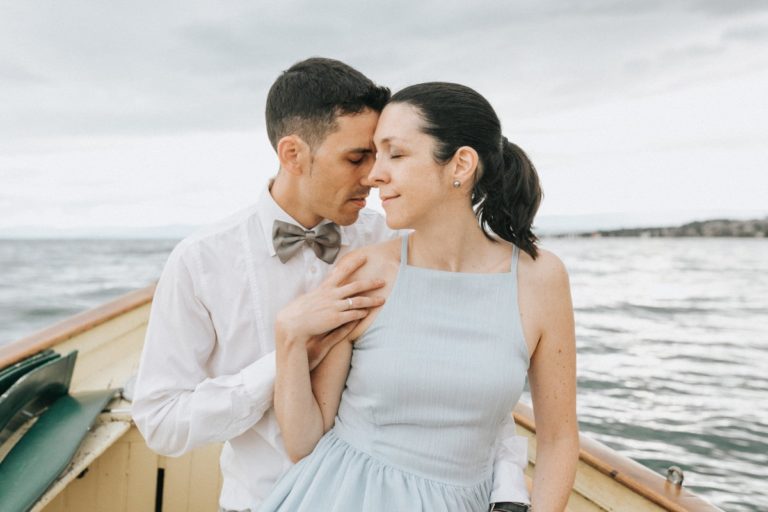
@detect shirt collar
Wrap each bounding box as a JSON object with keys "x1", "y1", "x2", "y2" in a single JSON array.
[{"x1": 256, "y1": 180, "x2": 350, "y2": 258}]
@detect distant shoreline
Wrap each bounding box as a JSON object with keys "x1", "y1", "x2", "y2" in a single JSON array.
[
  {"x1": 554, "y1": 217, "x2": 768, "y2": 238},
  {"x1": 2, "y1": 217, "x2": 768, "y2": 240}
]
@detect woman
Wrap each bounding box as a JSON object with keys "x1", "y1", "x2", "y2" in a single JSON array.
[{"x1": 261, "y1": 83, "x2": 578, "y2": 511}]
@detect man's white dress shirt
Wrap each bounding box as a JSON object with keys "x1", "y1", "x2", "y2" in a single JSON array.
[{"x1": 132, "y1": 185, "x2": 530, "y2": 511}]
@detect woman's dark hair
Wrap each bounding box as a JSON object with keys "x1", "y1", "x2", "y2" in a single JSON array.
[
  {"x1": 266, "y1": 57, "x2": 391, "y2": 150},
  {"x1": 390, "y1": 82, "x2": 542, "y2": 259}
]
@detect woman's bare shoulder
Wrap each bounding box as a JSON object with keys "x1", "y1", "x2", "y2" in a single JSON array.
[
  {"x1": 517, "y1": 246, "x2": 574, "y2": 348},
  {"x1": 339, "y1": 237, "x2": 402, "y2": 283},
  {"x1": 518, "y1": 246, "x2": 570, "y2": 292}
]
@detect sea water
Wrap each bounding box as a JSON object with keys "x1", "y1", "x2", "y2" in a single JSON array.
[{"x1": 1, "y1": 237, "x2": 766, "y2": 511}]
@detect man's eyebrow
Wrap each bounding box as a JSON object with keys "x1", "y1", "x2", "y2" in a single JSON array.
[{"x1": 345, "y1": 147, "x2": 373, "y2": 154}]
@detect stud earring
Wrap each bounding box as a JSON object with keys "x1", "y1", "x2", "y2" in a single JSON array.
[{"x1": 452, "y1": 180, "x2": 461, "y2": 188}]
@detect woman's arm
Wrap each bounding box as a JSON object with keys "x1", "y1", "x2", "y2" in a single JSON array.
[
  {"x1": 273, "y1": 252, "x2": 385, "y2": 462},
  {"x1": 527, "y1": 253, "x2": 579, "y2": 511},
  {"x1": 274, "y1": 326, "x2": 353, "y2": 462},
  {"x1": 311, "y1": 339, "x2": 353, "y2": 432}
]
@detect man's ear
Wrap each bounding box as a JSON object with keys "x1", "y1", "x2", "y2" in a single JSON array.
[
  {"x1": 277, "y1": 135, "x2": 311, "y2": 176},
  {"x1": 451, "y1": 146, "x2": 479, "y2": 188}
]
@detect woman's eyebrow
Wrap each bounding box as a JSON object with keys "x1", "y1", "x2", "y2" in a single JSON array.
[{"x1": 375, "y1": 136, "x2": 403, "y2": 145}]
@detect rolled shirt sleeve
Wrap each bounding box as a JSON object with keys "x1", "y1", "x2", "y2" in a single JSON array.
[
  {"x1": 132, "y1": 246, "x2": 276, "y2": 457},
  {"x1": 489, "y1": 414, "x2": 531, "y2": 504}
]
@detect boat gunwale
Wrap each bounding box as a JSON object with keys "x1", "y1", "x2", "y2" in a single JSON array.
[
  {"x1": 1, "y1": 285, "x2": 723, "y2": 512},
  {"x1": 513, "y1": 402, "x2": 723, "y2": 512},
  {"x1": 0, "y1": 284, "x2": 156, "y2": 370}
]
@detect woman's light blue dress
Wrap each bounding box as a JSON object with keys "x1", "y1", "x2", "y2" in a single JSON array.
[{"x1": 258, "y1": 234, "x2": 530, "y2": 511}]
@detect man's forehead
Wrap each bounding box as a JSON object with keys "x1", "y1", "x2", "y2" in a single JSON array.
[
  {"x1": 334, "y1": 110, "x2": 379, "y2": 130},
  {"x1": 322, "y1": 110, "x2": 378, "y2": 150},
  {"x1": 321, "y1": 126, "x2": 374, "y2": 149}
]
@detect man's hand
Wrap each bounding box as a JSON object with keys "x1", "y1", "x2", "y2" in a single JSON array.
[{"x1": 275, "y1": 253, "x2": 385, "y2": 360}]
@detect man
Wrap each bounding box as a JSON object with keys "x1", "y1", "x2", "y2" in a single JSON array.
[{"x1": 132, "y1": 57, "x2": 530, "y2": 512}]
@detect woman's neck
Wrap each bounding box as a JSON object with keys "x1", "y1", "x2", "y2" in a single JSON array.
[{"x1": 407, "y1": 207, "x2": 499, "y2": 273}]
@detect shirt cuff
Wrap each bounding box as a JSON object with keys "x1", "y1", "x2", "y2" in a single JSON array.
[
  {"x1": 489, "y1": 435, "x2": 531, "y2": 504},
  {"x1": 237, "y1": 350, "x2": 277, "y2": 414}
]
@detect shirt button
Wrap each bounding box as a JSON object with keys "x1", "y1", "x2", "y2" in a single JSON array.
[{"x1": 309, "y1": 266, "x2": 317, "y2": 274}]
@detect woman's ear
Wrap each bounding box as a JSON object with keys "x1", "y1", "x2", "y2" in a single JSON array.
[
  {"x1": 277, "y1": 135, "x2": 311, "y2": 176},
  {"x1": 451, "y1": 146, "x2": 479, "y2": 188}
]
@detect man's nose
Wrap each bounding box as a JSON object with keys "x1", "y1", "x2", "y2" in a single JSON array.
[
  {"x1": 364, "y1": 157, "x2": 387, "y2": 187},
  {"x1": 360, "y1": 169, "x2": 376, "y2": 187}
]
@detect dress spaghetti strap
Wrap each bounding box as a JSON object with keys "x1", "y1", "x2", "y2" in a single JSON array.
[
  {"x1": 510, "y1": 244, "x2": 520, "y2": 274},
  {"x1": 400, "y1": 233, "x2": 409, "y2": 267}
]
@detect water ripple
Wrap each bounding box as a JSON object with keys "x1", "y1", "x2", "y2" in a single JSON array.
[{"x1": 542, "y1": 237, "x2": 768, "y2": 512}]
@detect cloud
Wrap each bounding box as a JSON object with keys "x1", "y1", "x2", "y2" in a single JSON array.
[
  {"x1": 722, "y1": 23, "x2": 768, "y2": 41},
  {"x1": 541, "y1": 0, "x2": 667, "y2": 17},
  {"x1": 6, "y1": 1, "x2": 761, "y2": 141},
  {"x1": 688, "y1": 0, "x2": 768, "y2": 16},
  {"x1": 0, "y1": 60, "x2": 47, "y2": 84}
]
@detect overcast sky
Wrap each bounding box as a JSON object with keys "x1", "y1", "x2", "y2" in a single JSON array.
[{"x1": 2, "y1": 1, "x2": 767, "y2": 233}]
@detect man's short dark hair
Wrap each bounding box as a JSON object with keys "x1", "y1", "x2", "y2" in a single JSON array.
[{"x1": 265, "y1": 57, "x2": 390, "y2": 151}]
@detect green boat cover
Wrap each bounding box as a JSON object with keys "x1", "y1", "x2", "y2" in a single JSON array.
[
  {"x1": 0, "y1": 351, "x2": 77, "y2": 434},
  {"x1": 0, "y1": 350, "x2": 60, "y2": 396},
  {"x1": 0, "y1": 389, "x2": 119, "y2": 512}
]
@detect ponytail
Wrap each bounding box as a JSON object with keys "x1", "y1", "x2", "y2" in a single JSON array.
[{"x1": 474, "y1": 137, "x2": 542, "y2": 259}]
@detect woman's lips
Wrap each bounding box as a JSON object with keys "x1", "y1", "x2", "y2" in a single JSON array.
[{"x1": 381, "y1": 195, "x2": 400, "y2": 206}]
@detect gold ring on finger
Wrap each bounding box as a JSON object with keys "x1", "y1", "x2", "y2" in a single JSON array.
[{"x1": 347, "y1": 298, "x2": 353, "y2": 310}]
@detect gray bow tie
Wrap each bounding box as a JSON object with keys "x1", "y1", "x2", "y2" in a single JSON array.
[{"x1": 272, "y1": 219, "x2": 342, "y2": 264}]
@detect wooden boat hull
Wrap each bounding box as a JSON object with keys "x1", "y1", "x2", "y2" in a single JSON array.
[{"x1": 0, "y1": 285, "x2": 723, "y2": 512}]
